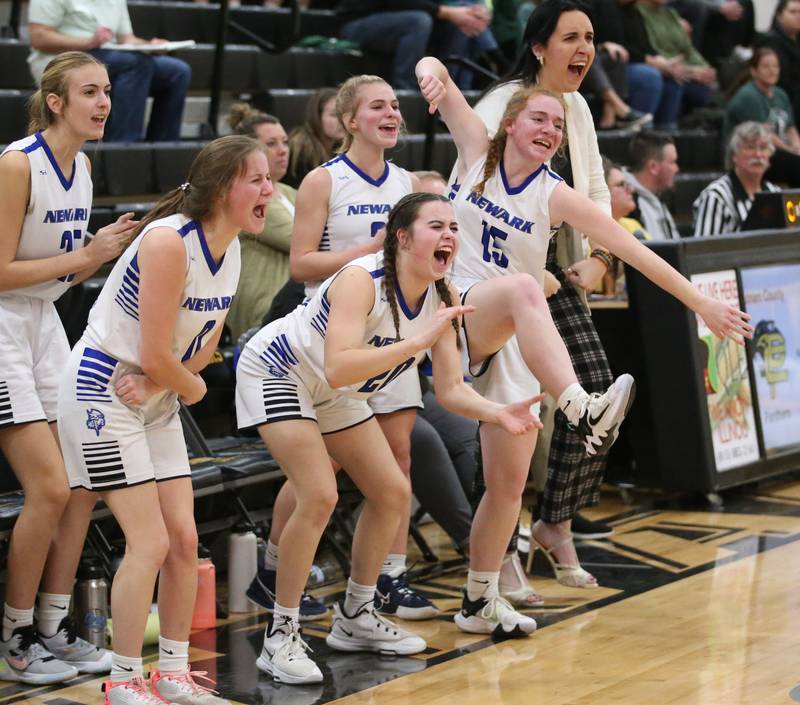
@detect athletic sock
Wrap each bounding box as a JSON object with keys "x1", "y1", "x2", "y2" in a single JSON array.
[
  {"x1": 110, "y1": 653, "x2": 143, "y2": 683},
  {"x1": 380, "y1": 554, "x2": 407, "y2": 578},
  {"x1": 157, "y1": 636, "x2": 189, "y2": 675},
  {"x1": 264, "y1": 540, "x2": 280, "y2": 571},
  {"x1": 557, "y1": 383, "x2": 589, "y2": 426},
  {"x1": 343, "y1": 578, "x2": 375, "y2": 616},
  {"x1": 36, "y1": 592, "x2": 71, "y2": 638},
  {"x1": 3, "y1": 604, "x2": 33, "y2": 641},
  {"x1": 466, "y1": 570, "x2": 499, "y2": 602}
]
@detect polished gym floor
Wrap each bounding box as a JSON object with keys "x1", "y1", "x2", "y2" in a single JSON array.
[{"x1": 6, "y1": 473, "x2": 800, "y2": 705}]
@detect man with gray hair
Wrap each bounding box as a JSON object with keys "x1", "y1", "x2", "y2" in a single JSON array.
[{"x1": 692, "y1": 121, "x2": 781, "y2": 236}]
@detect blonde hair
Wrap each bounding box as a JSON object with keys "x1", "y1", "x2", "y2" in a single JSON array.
[
  {"x1": 28, "y1": 51, "x2": 105, "y2": 134},
  {"x1": 472, "y1": 86, "x2": 567, "y2": 196},
  {"x1": 135, "y1": 135, "x2": 267, "y2": 236},
  {"x1": 335, "y1": 74, "x2": 392, "y2": 153}
]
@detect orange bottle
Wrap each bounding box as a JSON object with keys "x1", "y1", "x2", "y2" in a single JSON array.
[{"x1": 192, "y1": 557, "x2": 216, "y2": 629}]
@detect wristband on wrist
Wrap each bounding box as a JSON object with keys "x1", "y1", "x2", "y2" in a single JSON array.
[{"x1": 590, "y1": 249, "x2": 613, "y2": 270}]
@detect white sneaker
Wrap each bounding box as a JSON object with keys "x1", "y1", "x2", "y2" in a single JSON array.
[
  {"x1": 257, "y1": 617, "x2": 322, "y2": 685},
  {"x1": 150, "y1": 669, "x2": 230, "y2": 705},
  {"x1": 39, "y1": 616, "x2": 112, "y2": 674},
  {"x1": 103, "y1": 676, "x2": 172, "y2": 705},
  {"x1": 455, "y1": 591, "x2": 537, "y2": 638},
  {"x1": 325, "y1": 602, "x2": 426, "y2": 655},
  {"x1": 573, "y1": 374, "x2": 635, "y2": 456},
  {"x1": 0, "y1": 625, "x2": 78, "y2": 684}
]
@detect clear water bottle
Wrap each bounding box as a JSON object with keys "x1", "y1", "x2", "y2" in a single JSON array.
[{"x1": 74, "y1": 560, "x2": 109, "y2": 647}]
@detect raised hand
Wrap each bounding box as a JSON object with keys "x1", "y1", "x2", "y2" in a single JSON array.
[
  {"x1": 416, "y1": 302, "x2": 475, "y2": 349},
  {"x1": 696, "y1": 296, "x2": 754, "y2": 345},
  {"x1": 418, "y1": 73, "x2": 447, "y2": 115},
  {"x1": 495, "y1": 394, "x2": 546, "y2": 435}
]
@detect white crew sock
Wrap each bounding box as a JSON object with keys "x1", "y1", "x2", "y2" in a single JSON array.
[
  {"x1": 36, "y1": 592, "x2": 71, "y2": 638},
  {"x1": 158, "y1": 636, "x2": 189, "y2": 675},
  {"x1": 110, "y1": 653, "x2": 143, "y2": 683},
  {"x1": 557, "y1": 383, "x2": 589, "y2": 426},
  {"x1": 343, "y1": 578, "x2": 375, "y2": 616},
  {"x1": 3, "y1": 604, "x2": 33, "y2": 641},
  {"x1": 466, "y1": 570, "x2": 499, "y2": 602},
  {"x1": 380, "y1": 554, "x2": 407, "y2": 578}
]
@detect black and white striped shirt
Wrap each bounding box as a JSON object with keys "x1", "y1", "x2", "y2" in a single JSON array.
[{"x1": 693, "y1": 171, "x2": 780, "y2": 237}]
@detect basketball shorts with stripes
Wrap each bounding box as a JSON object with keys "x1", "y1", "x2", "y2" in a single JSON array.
[
  {"x1": 57, "y1": 340, "x2": 191, "y2": 491},
  {"x1": 235, "y1": 328, "x2": 374, "y2": 435},
  {"x1": 0, "y1": 294, "x2": 70, "y2": 428}
]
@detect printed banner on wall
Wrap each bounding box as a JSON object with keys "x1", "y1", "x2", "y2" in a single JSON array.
[
  {"x1": 691, "y1": 270, "x2": 760, "y2": 471},
  {"x1": 741, "y1": 264, "x2": 800, "y2": 454}
]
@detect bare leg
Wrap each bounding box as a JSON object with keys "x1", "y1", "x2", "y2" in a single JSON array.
[
  {"x1": 258, "y1": 420, "x2": 338, "y2": 610},
  {"x1": 41, "y1": 423, "x2": 98, "y2": 595},
  {"x1": 376, "y1": 409, "x2": 416, "y2": 557},
  {"x1": 0, "y1": 422, "x2": 70, "y2": 610},
  {"x1": 103, "y1": 483, "x2": 170, "y2": 657},
  {"x1": 268, "y1": 481, "x2": 296, "y2": 545},
  {"x1": 155, "y1": 478, "x2": 198, "y2": 640},
  {"x1": 469, "y1": 424, "x2": 538, "y2": 572},
  {"x1": 325, "y1": 420, "x2": 410, "y2": 586},
  {"x1": 463, "y1": 274, "x2": 577, "y2": 398}
]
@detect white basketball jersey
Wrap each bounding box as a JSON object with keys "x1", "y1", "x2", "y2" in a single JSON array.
[
  {"x1": 305, "y1": 155, "x2": 412, "y2": 296},
  {"x1": 1, "y1": 132, "x2": 93, "y2": 301},
  {"x1": 254, "y1": 253, "x2": 439, "y2": 400},
  {"x1": 449, "y1": 157, "x2": 562, "y2": 288},
  {"x1": 82, "y1": 214, "x2": 241, "y2": 370}
]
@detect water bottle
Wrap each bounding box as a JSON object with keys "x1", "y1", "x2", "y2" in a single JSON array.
[
  {"x1": 227, "y1": 525, "x2": 257, "y2": 613},
  {"x1": 74, "y1": 560, "x2": 109, "y2": 647},
  {"x1": 192, "y1": 545, "x2": 216, "y2": 629}
]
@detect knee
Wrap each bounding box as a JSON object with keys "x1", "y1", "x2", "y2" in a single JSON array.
[
  {"x1": 127, "y1": 528, "x2": 170, "y2": 572},
  {"x1": 29, "y1": 481, "x2": 71, "y2": 518},
  {"x1": 509, "y1": 273, "x2": 546, "y2": 311},
  {"x1": 373, "y1": 473, "x2": 411, "y2": 516},
  {"x1": 406, "y1": 11, "x2": 433, "y2": 36},
  {"x1": 485, "y1": 467, "x2": 528, "y2": 504},
  {"x1": 166, "y1": 523, "x2": 198, "y2": 564},
  {"x1": 296, "y1": 485, "x2": 339, "y2": 528}
]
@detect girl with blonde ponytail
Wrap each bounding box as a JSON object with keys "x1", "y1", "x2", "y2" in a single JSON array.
[
  {"x1": 416, "y1": 54, "x2": 751, "y2": 632},
  {"x1": 56, "y1": 135, "x2": 271, "y2": 705},
  {"x1": 0, "y1": 51, "x2": 137, "y2": 684},
  {"x1": 236, "y1": 192, "x2": 542, "y2": 685}
]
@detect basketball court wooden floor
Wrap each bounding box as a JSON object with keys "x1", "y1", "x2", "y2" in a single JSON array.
[{"x1": 6, "y1": 473, "x2": 800, "y2": 705}]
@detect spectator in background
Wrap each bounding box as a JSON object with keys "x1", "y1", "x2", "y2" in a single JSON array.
[
  {"x1": 637, "y1": 0, "x2": 717, "y2": 129},
  {"x1": 412, "y1": 169, "x2": 448, "y2": 194},
  {"x1": 757, "y1": 0, "x2": 800, "y2": 135},
  {"x1": 670, "y1": 0, "x2": 755, "y2": 63},
  {"x1": 226, "y1": 104, "x2": 292, "y2": 341},
  {"x1": 724, "y1": 47, "x2": 800, "y2": 187},
  {"x1": 337, "y1": 1, "x2": 490, "y2": 89},
  {"x1": 693, "y1": 122, "x2": 780, "y2": 236},
  {"x1": 286, "y1": 87, "x2": 344, "y2": 188},
  {"x1": 28, "y1": 0, "x2": 191, "y2": 142},
  {"x1": 625, "y1": 131, "x2": 681, "y2": 239}
]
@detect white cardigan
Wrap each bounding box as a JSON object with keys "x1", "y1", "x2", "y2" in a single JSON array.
[{"x1": 474, "y1": 81, "x2": 612, "y2": 268}]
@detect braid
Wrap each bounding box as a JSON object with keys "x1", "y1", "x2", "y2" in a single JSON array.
[
  {"x1": 434, "y1": 278, "x2": 461, "y2": 348},
  {"x1": 382, "y1": 230, "x2": 402, "y2": 342},
  {"x1": 472, "y1": 131, "x2": 506, "y2": 197}
]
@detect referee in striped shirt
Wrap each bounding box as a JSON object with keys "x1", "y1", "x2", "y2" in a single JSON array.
[{"x1": 693, "y1": 121, "x2": 780, "y2": 237}]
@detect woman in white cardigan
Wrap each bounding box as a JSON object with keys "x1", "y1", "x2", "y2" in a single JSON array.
[{"x1": 471, "y1": 0, "x2": 624, "y2": 592}]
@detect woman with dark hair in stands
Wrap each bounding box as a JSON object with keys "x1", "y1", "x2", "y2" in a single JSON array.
[
  {"x1": 756, "y1": 0, "x2": 800, "y2": 124},
  {"x1": 57, "y1": 135, "x2": 271, "y2": 705},
  {"x1": 236, "y1": 191, "x2": 542, "y2": 684},
  {"x1": 226, "y1": 103, "x2": 298, "y2": 340},
  {"x1": 0, "y1": 51, "x2": 135, "y2": 684},
  {"x1": 285, "y1": 87, "x2": 344, "y2": 188}
]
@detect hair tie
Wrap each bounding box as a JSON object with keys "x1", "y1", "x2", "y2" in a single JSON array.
[{"x1": 179, "y1": 182, "x2": 191, "y2": 193}]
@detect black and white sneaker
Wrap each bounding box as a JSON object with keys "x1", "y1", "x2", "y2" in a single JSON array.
[
  {"x1": 0, "y1": 624, "x2": 78, "y2": 684},
  {"x1": 454, "y1": 591, "x2": 537, "y2": 639},
  {"x1": 326, "y1": 602, "x2": 426, "y2": 655},
  {"x1": 573, "y1": 374, "x2": 635, "y2": 456},
  {"x1": 39, "y1": 616, "x2": 111, "y2": 674},
  {"x1": 257, "y1": 616, "x2": 322, "y2": 685}
]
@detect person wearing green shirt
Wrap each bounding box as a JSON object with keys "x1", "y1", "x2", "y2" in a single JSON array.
[{"x1": 724, "y1": 46, "x2": 800, "y2": 187}]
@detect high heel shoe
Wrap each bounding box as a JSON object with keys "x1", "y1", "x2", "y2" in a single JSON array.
[
  {"x1": 499, "y1": 552, "x2": 544, "y2": 607},
  {"x1": 528, "y1": 535, "x2": 598, "y2": 589}
]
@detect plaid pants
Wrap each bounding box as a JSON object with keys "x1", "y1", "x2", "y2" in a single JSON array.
[{"x1": 538, "y1": 241, "x2": 614, "y2": 523}]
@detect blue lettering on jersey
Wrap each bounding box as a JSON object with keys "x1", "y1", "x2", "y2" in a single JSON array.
[
  {"x1": 357, "y1": 334, "x2": 415, "y2": 393},
  {"x1": 182, "y1": 296, "x2": 233, "y2": 312},
  {"x1": 346, "y1": 204, "x2": 392, "y2": 216},
  {"x1": 366, "y1": 334, "x2": 396, "y2": 348},
  {"x1": 86, "y1": 408, "x2": 106, "y2": 436},
  {"x1": 43, "y1": 208, "x2": 89, "y2": 223},
  {"x1": 465, "y1": 192, "x2": 534, "y2": 234}
]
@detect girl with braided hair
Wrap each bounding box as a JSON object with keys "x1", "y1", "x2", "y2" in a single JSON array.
[
  {"x1": 235, "y1": 192, "x2": 542, "y2": 684},
  {"x1": 416, "y1": 55, "x2": 753, "y2": 628}
]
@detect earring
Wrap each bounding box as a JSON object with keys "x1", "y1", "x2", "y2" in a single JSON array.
[{"x1": 537, "y1": 54, "x2": 546, "y2": 66}]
